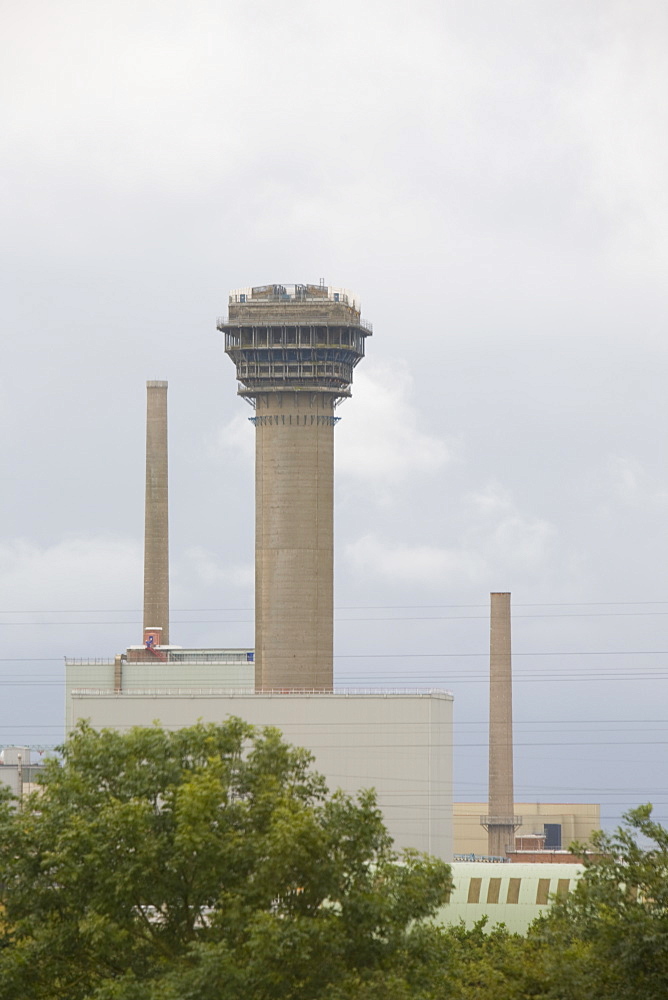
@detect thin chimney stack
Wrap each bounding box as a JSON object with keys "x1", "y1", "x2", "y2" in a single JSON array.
[
  {"x1": 143, "y1": 381, "x2": 169, "y2": 645},
  {"x1": 484, "y1": 591, "x2": 519, "y2": 857}
]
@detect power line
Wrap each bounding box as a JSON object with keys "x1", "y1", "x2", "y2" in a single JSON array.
[
  {"x1": 336, "y1": 651, "x2": 668, "y2": 657},
  {"x1": 1, "y1": 612, "x2": 668, "y2": 625},
  {"x1": 1, "y1": 600, "x2": 667, "y2": 614},
  {"x1": 3, "y1": 667, "x2": 668, "y2": 684},
  {"x1": 3, "y1": 650, "x2": 668, "y2": 661}
]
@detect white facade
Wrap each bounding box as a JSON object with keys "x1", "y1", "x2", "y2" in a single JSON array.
[
  {"x1": 69, "y1": 689, "x2": 453, "y2": 860},
  {"x1": 437, "y1": 861, "x2": 584, "y2": 934},
  {"x1": 65, "y1": 650, "x2": 254, "y2": 731}
]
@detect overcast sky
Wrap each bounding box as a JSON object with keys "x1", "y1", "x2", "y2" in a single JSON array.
[{"x1": 2, "y1": 0, "x2": 667, "y2": 832}]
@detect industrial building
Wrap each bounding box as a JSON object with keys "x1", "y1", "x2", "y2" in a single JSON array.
[
  {"x1": 65, "y1": 648, "x2": 254, "y2": 732},
  {"x1": 67, "y1": 287, "x2": 454, "y2": 861},
  {"x1": 0, "y1": 746, "x2": 47, "y2": 799},
  {"x1": 68, "y1": 689, "x2": 453, "y2": 859},
  {"x1": 437, "y1": 861, "x2": 584, "y2": 934},
  {"x1": 65, "y1": 284, "x2": 601, "y2": 870},
  {"x1": 454, "y1": 802, "x2": 600, "y2": 858},
  {"x1": 66, "y1": 380, "x2": 256, "y2": 729}
]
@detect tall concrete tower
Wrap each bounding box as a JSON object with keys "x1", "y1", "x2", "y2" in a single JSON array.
[
  {"x1": 219, "y1": 283, "x2": 371, "y2": 692},
  {"x1": 143, "y1": 380, "x2": 169, "y2": 645},
  {"x1": 482, "y1": 591, "x2": 520, "y2": 856}
]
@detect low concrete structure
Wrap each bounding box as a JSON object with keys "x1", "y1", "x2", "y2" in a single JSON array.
[
  {"x1": 68, "y1": 689, "x2": 454, "y2": 860},
  {"x1": 437, "y1": 861, "x2": 584, "y2": 934}
]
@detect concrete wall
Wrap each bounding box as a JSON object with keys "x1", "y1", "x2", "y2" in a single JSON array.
[
  {"x1": 69, "y1": 691, "x2": 453, "y2": 860},
  {"x1": 454, "y1": 802, "x2": 601, "y2": 856}
]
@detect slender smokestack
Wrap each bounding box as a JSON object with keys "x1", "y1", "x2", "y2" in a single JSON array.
[
  {"x1": 484, "y1": 591, "x2": 518, "y2": 856},
  {"x1": 143, "y1": 381, "x2": 169, "y2": 645}
]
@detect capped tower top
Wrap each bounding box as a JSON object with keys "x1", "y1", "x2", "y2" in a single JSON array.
[
  {"x1": 230, "y1": 282, "x2": 363, "y2": 312},
  {"x1": 219, "y1": 282, "x2": 372, "y2": 401}
]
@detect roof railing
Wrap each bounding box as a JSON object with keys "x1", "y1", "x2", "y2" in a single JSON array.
[{"x1": 71, "y1": 686, "x2": 454, "y2": 698}]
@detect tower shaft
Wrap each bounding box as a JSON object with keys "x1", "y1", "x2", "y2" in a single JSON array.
[
  {"x1": 254, "y1": 391, "x2": 335, "y2": 690},
  {"x1": 485, "y1": 591, "x2": 518, "y2": 856},
  {"x1": 143, "y1": 381, "x2": 169, "y2": 644}
]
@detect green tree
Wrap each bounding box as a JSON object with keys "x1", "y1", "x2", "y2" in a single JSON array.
[
  {"x1": 531, "y1": 804, "x2": 668, "y2": 999},
  {"x1": 0, "y1": 720, "x2": 451, "y2": 1000}
]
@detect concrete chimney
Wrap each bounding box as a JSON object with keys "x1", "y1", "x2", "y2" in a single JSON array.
[
  {"x1": 483, "y1": 591, "x2": 519, "y2": 856},
  {"x1": 143, "y1": 381, "x2": 169, "y2": 645},
  {"x1": 220, "y1": 284, "x2": 371, "y2": 692}
]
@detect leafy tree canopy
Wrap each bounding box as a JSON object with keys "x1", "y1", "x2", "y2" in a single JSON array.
[
  {"x1": 531, "y1": 804, "x2": 668, "y2": 1000},
  {"x1": 0, "y1": 720, "x2": 451, "y2": 1000}
]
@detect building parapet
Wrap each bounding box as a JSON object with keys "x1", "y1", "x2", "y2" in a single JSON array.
[
  {"x1": 453, "y1": 853, "x2": 510, "y2": 863},
  {"x1": 72, "y1": 687, "x2": 455, "y2": 699},
  {"x1": 66, "y1": 650, "x2": 254, "y2": 666},
  {"x1": 65, "y1": 658, "x2": 116, "y2": 666}
]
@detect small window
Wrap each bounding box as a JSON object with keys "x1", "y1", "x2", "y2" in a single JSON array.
[
  {"x1": 507, "y1": 878, "x2": 521, "y2": 904},
  {"x1": 556, "y1": 879, "x2": 570, "y2": 899},
  {"x1": 536, "y1": 879, "x2": 551, "y2": 905},
  {"x1": 487, "y1": 878, "x2": 501, "y2": 904},
  {"x1": 544, "y1": 823, "x2": 562, "y2": 849},
  {"x1": 467, "y1": 878, "x2": 482, "y2": 904}
]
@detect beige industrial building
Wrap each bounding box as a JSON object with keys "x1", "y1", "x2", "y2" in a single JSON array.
[
  {"x1": 454, "y1": 802, "x2": 600, "y2": 857},
  {"x1": 68, "y1": 689, "x2": 453, "y2": 859}
]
